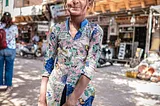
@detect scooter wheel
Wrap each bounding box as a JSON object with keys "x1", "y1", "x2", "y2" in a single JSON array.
[
  {"x1": 19, "y1": 51, "x2": 24, "y2": 56},
  {"x1": 35, "y1": 49, "x2": 42, "y2": 57}
]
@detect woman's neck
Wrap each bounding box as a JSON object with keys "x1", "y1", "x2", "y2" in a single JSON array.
[{"x1": 70, "y1": 15, "x2": 85, "y2": 30}]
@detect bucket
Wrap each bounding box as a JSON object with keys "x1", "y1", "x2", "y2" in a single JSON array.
[{"x1": 125, "y1": 71, "x2": 138, "y2": 78}]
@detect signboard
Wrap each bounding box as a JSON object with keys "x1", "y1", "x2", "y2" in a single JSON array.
[
  {"x1": 13, "y1": 5, "x2": 42, "y2": 17},
  {"x1": 118, "y1": 43, "x2": 126, "y2": 59},
  {"x1": 50, "y1": 4, "x2": 66, "y2": 18},
  {"x1": 38, "y1": 25, "x2": 49, "y2": 32}
]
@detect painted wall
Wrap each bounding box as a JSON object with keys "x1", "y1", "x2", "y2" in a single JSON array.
[
  {"x1": 2, "y1": 0, "x2": 43, "y2": 17},
  {"x1": 14, "y1": 0, "x2": 43, "y2": 8},
  {"x1": 3, "y1": 0, "x2": 14, "y2": 16}
]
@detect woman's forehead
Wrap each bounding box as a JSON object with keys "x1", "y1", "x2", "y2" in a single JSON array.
[{"x1": 65, "y1": 0, "x2": 92, "y2": 2}]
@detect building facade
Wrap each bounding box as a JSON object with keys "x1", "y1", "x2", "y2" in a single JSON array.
[
  {"x1": 0, "y1": 0, "x2": 3, "y2": 18},
  {"x1": 1, "y1": 0, "x2": 45, "y2": 22}
]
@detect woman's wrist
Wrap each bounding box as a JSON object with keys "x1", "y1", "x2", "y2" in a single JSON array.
[
  {"x1": 38, "y1": 94, "x2": 47, "y2": 104},
  {"x1": 69, "y1": 92, "x2": 78, "y2": 102},
  {"x1": 38, "y1": 99, "x2": 45, "y2": 103}
]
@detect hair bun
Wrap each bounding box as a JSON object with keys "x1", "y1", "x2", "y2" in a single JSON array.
[{"x1": 3, "y1": 12, "x2": 11, "y2": 17}]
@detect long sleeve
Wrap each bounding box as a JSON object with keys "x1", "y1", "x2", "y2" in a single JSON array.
[
  {"x1": 42, "y1": 25, "x2": 58, "y2": 77},
  {"x1": 82, "y1": 25, "x2": 103, "y2": 80},
  {"x1": 13, "y1": 25, "x2": 18, "y2": 36}
]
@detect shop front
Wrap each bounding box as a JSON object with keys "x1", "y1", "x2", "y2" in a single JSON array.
[
  {"x1": 109, "y1": 15, "x2": 148, "y2": 67},
  {"x1": 146, "y1": 5, "x2": 160, "y2": 56},
  {"x1": 88, "y1": 9, "x2": 149, "y2": 67},
  {"x1": 13, "y1": 12, "x2": 49, "y2": 57}
]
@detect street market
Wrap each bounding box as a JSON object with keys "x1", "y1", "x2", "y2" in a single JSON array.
[{"x1": 0, "y1": 0, "x2": 160, "y2": 106}]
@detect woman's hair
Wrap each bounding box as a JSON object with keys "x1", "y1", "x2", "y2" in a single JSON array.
[{"x1": 0, "y1": 12, "x2": 13, "y2": 28}]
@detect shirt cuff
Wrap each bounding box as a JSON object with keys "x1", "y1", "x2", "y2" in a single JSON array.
[
  {"x1": 82, "y1": 67, "x2": 95, "y2": 80},
  {"x1": 41, "y1": 71, "x2": 50, "y2": 77}
]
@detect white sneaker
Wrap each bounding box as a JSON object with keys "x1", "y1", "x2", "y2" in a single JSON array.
[{"x1": 0, "y1": 85, "x2": 7, "y2": 90}]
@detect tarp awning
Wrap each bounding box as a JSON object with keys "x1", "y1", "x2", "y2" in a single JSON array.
[{"x1": 151, "y1": 5, "x2": 160, "y2": 13}]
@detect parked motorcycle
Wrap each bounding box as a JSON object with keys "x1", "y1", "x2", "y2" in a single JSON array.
[
  {"x1": 17, "y1": 42, "x2": 42, "y2": 58},
  {"x1": 97, "y1": 45, "x2": 113, "y2": 68}
]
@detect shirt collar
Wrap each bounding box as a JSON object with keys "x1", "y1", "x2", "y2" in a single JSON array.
[{"x1": 65, "y1": 18, "x2": 89, "y2": 31}]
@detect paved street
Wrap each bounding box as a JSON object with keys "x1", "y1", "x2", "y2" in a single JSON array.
[{"x1": 0, "y1": 57, "x2": 160, "y2": 106}]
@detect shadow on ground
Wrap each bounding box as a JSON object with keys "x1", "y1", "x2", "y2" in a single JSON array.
[
  {"x1": 93, "y1": 66, "x2": 160, "y2": 106},
  {"x1": 0, "y1": 57, "x2": 42, "y2": 106}
]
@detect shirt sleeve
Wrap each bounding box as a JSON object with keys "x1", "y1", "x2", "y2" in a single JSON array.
[
  {"x1": 13, "y1": 25, "x2": 18, "y2": 36},
  {"x1": 81, "y1": 25, "x2": 103, "y2": 80},
  {"x1": 42, "y1": 25, "x2": 58, "y2": 77}
]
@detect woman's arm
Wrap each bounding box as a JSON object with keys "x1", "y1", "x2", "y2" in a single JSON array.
[
  {"x1": 38, "y1": 25, "x2": 58, "y2": 105},
  {"x1": 38, "y1": 77, "x2": 49, "y2": 105}
]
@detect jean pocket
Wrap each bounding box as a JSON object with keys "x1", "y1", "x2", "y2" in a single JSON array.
[
  {"x1": 0, "y1": 50, "x2": 4, "y2": 56},
  {"x1": 5, "y1": 49, "x2": 16, "y2": 57}
]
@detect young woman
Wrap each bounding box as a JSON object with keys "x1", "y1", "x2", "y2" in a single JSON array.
[
  {"x1": 0, "y1": 12, "x2": 18, "y2": 92},
  {"x1": 38, "y1": 0, "x2": 103, "y2": 105}
]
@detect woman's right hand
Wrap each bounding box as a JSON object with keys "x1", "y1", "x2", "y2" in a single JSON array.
[
  {"x1": 38, "y1": 77, "x2": 49, "y2": 106},
  {"x1": 38, "y1": 98, "x2": 47, "y2": 106}
]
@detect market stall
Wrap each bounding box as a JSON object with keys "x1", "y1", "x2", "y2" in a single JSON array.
[
  {"x1": 145, "y1": 5, "x2": 160, "y2": 57},
  {"x1": 125, "y1": 5, "x2": 160, "y2": 82}
]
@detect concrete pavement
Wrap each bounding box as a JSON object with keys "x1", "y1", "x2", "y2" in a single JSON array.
[
  {"x1": 0, "y1": 57, "x2": 160, "y2": 106},
  {"x1": 94, "y1": 65, "x2": 160, "y2": 106}
]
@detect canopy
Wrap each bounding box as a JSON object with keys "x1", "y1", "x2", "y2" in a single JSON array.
[
  {"x1": 150, "y1": 5, "x2": 160, "y2": 13},
  {"x1": 145, "y1": 5, "x2": 160, "y2": 57}
]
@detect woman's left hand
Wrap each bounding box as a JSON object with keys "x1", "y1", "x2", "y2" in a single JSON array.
[{"x1": 62, "y1": 94, "x2": 77, "y2": 106}]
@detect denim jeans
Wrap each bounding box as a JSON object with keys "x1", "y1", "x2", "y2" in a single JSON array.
[{"x1": 0, "y1": 48, "x2": 16, "y2": 86}]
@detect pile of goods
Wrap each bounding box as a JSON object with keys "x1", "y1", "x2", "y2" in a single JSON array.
[{"x1": 125, "y1": 52, "x2": 160, "y2": 82}]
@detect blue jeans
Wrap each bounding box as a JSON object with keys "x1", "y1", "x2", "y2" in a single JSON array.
[{"x1": 0, "y1": 48, "x2": 16, "y2": 86}]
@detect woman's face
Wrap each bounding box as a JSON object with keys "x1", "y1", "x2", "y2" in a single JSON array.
[{"x1": 66, "y1": 0, "x2": 89, "y2": 16}]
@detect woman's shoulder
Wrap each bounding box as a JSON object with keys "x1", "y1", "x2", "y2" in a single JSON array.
[
  {"x1": 50, "y1": 21, "x2": 66, "y2": 32},
  {"x1": 8, "y1": 24, "x2": 18, "y2": 31},
  {"x1": 89, "y1": 22, "x2": 103, "y2": 34},
  {"x1": 10, "y1": 24, "x2": 18, "y2": 28}
]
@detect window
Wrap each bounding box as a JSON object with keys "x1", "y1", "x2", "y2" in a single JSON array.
[
  {"x1": 6, "y1": 0, "x2": 9, "y2": 6},
  {"x1": 14, "y1": 0, "x2": 23, "y2": 8},
  {"x1": 24, "y1": 0, "x2": 30, "y2": 6}
]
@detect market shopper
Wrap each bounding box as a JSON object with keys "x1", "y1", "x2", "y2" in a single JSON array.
[
  {"x1": 0, "y1": 12, "x2": 18, "y2": 92},
  {"x1": 32, "y1": 32, "x2": 40, "y2": 44},
  {"x1": 38, "y1": 0, "x2": 103, "y2": 105}
]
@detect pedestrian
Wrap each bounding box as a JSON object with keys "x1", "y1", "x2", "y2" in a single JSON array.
[
  {"x1": 38, "y1": 0, "x2": 103, "y2": 105},
  {"x1": 0, "y1": 12, "x2": 18, "y2": 92},
  {"x1": 32, "y1": 32, "x2": 40, "y2": 44}
]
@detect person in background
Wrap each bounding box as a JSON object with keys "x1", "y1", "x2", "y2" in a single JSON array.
[
  {"x1": 0, "y1": 12, "x2": 18, "y2": 92},
  {"x1": 114, "y1": 36, "x2": 121, "y2": 58},
  {"x1": 32, "y1": 32, "x2": 40, "y2": 44},
  {"x1": 38, "y1": 0, "x2": 103, "y2": 105}
]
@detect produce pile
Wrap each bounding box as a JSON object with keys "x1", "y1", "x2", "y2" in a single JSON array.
[{"x1": 125, "y1": 52, "x2": 160, "y2": 82}]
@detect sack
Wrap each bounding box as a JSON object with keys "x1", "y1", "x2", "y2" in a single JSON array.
[{"x1": 0, "y1": 29, "x2": 7, "y2": 50}]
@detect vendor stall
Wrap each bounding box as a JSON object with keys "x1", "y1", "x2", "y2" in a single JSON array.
[
  {"x1": 106, "y1": 15, "x2": 148, "y2": 67},
  {"x1": 145, "y1": 5, "x2": 160, "y2": 57}
]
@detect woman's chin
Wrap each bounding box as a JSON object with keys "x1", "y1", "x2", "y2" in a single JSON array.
[
  {"x1": 69, "y1": 11, "x2": 82, "y2": 16},
  {"x1": 70, "y1": 13, "x2": 81, "y2": 16}
]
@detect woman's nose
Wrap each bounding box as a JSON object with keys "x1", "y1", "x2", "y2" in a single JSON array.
[{"x1": 73, "y1": 0, "x2": 79, "y2": 4}]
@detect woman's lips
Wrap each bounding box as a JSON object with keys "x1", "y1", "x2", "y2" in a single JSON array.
[{"x1": 71, "y1": 7, "x2": 80, "y2": 9}]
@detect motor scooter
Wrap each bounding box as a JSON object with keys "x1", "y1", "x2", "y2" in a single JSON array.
[{"x1": 17, "y1": 42, "x2": 42, "y2": 58}]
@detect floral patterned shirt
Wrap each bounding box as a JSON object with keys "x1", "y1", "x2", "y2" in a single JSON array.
[
  {"x1": 0, "y1": 23, "x2": 18, "y2": 49},
  {"x1": 42, "y1": 19, "x2": 103, "y2": 106}
]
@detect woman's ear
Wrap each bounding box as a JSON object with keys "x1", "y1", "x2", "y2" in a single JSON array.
[
  {"x1": 87, "y1": 0, "x2": 94, "y2": 10},
  {"x1": 88, "y1": 0, "x2": 94, "y2": 6}
]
